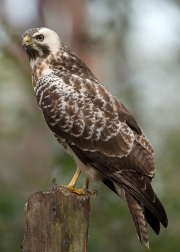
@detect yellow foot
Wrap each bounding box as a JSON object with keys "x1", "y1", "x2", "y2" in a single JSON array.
[
  {"x1": 62, "y1": 185, "x2": 86, "y2": 195},
  {"x1": 83, "y1": 189, "x2": 98, "y2": 197},
  {"x1": 62, "y1": 185, "x2": 98, "y2": 196}
]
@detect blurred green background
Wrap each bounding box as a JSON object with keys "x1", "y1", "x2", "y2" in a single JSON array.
[{"x1": 0, "y1": 0, "x2": 180, "y2": 251}]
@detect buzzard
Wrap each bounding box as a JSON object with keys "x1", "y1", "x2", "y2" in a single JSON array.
[{"x1": 22, "y1": 27, "x2": 168, "y2": 247}]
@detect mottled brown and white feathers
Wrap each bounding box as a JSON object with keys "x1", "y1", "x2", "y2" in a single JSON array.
[{"x1": 22, "y1": 27, "x2": 168, "y2": 247}]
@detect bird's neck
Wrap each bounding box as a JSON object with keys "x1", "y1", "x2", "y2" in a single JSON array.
[{"x1": 31, "y1": 56, "x2": 53, "y2": 88}]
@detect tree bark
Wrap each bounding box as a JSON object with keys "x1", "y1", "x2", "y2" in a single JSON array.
[{"x1": 21, "y1": 179, "x2": 90, "y2": 252}]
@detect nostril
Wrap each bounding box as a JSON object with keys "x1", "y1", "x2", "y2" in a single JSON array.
[{"x1": 23, "y1": 36, "x2": 30, "y2": 43}]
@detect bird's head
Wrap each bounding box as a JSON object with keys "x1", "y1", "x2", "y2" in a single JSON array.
[{"x1": 22, "y1": 27, "x2": 62, "y2": 64}]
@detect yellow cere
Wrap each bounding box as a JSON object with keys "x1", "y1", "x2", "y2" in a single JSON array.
[{"x1": 23, "y1": 36, "x2": 30, "y2": 44}]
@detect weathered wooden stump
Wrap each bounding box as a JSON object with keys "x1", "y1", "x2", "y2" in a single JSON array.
[{"x1": 21, "y1": 179, "x2": 90, "y2": 252}]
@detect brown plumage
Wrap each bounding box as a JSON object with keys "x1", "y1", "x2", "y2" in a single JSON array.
[{"x1": 22, "y1": 27, "x2": 168, "y2": 247}]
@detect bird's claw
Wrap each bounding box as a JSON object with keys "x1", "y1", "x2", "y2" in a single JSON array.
[
  {"x1": 62, "y1": 185, "x2": 98, "y2": 197},
  {"x1": 83, "y1": 189, "x2": 98, "y2": 198}
]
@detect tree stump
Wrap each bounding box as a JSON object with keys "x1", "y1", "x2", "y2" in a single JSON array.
[{"x1": 21, "y1": 179, "x2": 90, "y2": 252}]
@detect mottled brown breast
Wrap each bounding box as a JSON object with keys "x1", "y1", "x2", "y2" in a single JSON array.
[{"x1": 32, "y1": 59, "x2": 53, "y2": 88}]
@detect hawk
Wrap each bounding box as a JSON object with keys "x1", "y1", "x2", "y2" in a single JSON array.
[{"x1": 22, "y1": 27, "x2": 168, "y2": 247}]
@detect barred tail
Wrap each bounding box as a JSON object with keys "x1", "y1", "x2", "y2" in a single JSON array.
[{"x1": 125, "y1": 191, "x2": 149, "y2": 248}]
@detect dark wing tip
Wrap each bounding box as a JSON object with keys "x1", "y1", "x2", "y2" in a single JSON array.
[
  {"x1": 153, "y1": 194, "x2": 168, "y2": 229},
  {"x1": 163, "y1": 217, "x2": 168, "y2": 228}
]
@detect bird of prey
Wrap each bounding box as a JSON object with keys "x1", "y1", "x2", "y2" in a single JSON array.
[{"x1": 22, "y1": 27, "x2": 168, "y2": 247}]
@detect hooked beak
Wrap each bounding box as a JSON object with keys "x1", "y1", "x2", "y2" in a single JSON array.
[{"x1": 22, "y1": 36, "x2": 33, "y2": 48}]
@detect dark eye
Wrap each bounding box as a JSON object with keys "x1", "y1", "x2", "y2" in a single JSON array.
[{"x1": 36, "y1": 35, "x2": 44, "y2": 42}]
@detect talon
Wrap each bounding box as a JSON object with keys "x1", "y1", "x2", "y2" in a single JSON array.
[
  {"x1": 83, "y1": 189, "x2": 98, "y2": 197},
  {"x1": 62, "y1": 169, "x2": 97, "y2": 196},
  {"x1": 91, "y1": 189, "x2": 98, "y2": 198}
]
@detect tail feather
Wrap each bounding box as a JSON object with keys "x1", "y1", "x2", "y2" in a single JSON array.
[
  {"x1": 125, "y1": 191, "x2": 149, "y2": 248},
  {"x1": 103, "y1": 178, "x2": 167, "y2": 248},
  {"x1": 145, "y1": 207, "x2": 160, "y2": 235}
]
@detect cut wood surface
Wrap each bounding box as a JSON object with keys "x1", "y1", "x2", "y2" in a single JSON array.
[{"x1": 21, "y1": 179, "x2": 90, "y2": 252}]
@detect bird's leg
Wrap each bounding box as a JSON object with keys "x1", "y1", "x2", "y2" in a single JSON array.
[
  {"x1": 63, "y1": 168, "x2": 86, "y2": 195},
  {"x1": 82, "y1": 178, "x2": 98, "y2": 197},
  {"x1": 67, "y1": 167, "x2": 81, "y2": 188},
  {"x1": 63, "y1": 169, "x2": 98, "y2": 196},
  {"x1": 83, "y1": 177, "x2": 89, "y2": 190}
]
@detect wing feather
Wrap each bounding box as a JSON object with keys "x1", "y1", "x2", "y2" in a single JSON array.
[{"x1": 36, "y1": 73, "x2": 138, "y2": 158}]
